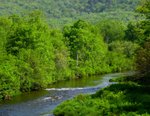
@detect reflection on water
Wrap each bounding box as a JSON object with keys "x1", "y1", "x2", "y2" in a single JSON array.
[{"x1": 0, "y1": 72, "x2": 128, "y2": 116}]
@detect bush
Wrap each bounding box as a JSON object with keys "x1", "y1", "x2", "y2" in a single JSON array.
[{"x1": 53, "y1": 83, "x2": 150, "y2": 116}]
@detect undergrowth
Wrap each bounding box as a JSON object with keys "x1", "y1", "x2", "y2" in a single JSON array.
[{"x1": 53, "y1": 82, "x2": 150, "y2": 116}]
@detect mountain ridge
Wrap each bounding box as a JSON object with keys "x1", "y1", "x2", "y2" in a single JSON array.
[{"x1": 0, "y1": 0, "x2": 142, "y2": 27}]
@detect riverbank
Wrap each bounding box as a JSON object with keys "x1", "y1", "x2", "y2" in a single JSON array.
[
  {"x1": 53, "y1": 76, "x2": 150, "y2": 116},
  {"x1": 0, "y1": 72, "x2": 125, "y2": 116},
  {"x1": 0, "y1": 69, "x2": 128, "y2": 101}
]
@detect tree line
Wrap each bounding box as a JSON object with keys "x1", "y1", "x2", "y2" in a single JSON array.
[
  {"x1": 0, "y1": 0, "x2": 140, "y2": 17},
  {"x1": 0, "y1": 9, "x2": 138, "y2": 100},
  {"x1": 53, "y1": 1, "x2": 150, "y2": 115},
  {"x1": 0, "y1": 0, "x2": 143, "y2": 27}
]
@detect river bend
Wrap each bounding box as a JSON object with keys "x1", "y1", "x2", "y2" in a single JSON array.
[{"x1": 0, "y1": 72, "x2": 128, "y2": 116}]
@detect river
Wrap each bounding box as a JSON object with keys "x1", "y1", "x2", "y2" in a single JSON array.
[{"x1": 0, "y1": 72, "x2": 129, "y2": 116}]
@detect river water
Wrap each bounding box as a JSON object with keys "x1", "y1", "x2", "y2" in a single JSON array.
[{"x1": 0, "y1": 72, "x2": 129, "y2": 116}]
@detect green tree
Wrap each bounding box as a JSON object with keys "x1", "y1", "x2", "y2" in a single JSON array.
[
  {"x1": 135, "y1": 0, "x2": 150, "y2": 43},
  {"x1": 50, "y1": 29, "x2": 72, "y2": 81},
  {"x1": 96, "y1": 19, "x2": 125, "y2": 44},
  {"x1": 135, "y1": 0, "x2": 150, "y2": 82},
  {"x1": 136, "y1": 0, "x2": 150, "y2": 19},
  {"x1": 0, "y1": 55, "x2": 21, "y2": 100},
  {"x1": 6, "y1": 11, "x2": 48, "y2": 55},
  {"x1": 63, "y1": 19, "x2": 107, "y2": 76},
  {"x1": 124, "y1": 21, "x2": 139, "y2": 43},
  {"x1": 6, "y1": 10, "x2": 55, "y2": 91},
  {"x1": 107, "y1": 41, "x2": 137, "y2": 71},
  {"x1": 135, "y1": 40, "x2": 150, "y2": 79}
]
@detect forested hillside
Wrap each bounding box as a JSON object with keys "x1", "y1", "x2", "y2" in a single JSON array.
[
  {"x1": 1, "y1": 0, "x2": 150, "y2": 115},
  {"x1": 0, "y1": 0, "x2": 147, "y2": 101},
  {"x1": 0, "y1": 0, "x2": 142, "y2": 27}
]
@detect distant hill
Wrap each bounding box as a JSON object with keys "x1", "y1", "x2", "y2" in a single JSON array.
[{"x1": 0, "y1": 0, "x2": 142, "y2": 27}]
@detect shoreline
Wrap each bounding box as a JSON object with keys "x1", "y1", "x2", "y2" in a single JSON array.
[{"x1": 53, "y1": 75, "x2": 150, "y2": 116}]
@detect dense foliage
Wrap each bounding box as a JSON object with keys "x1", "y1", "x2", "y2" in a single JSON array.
[
  {"x1": 0, "y1": 0, "x2": 143, "y2": 27},
  {"x1": 1, "y1": 0, "x2": 150, "y2": 115},
  {"x1": 53, "y1": 0, "x2": 150, "y2": 115},
  {"x1": 134, "y1": 0, "x2": 150, "y2": 80},
  {"x1": 0, "y1": 9, "x2": 137, "y2": 100},
  {"x1": 54, "y1": 83, "x2": 150, "y2": 116}
]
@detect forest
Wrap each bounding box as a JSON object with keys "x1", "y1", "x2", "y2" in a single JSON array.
[
  {"x1": 0, "y1": 0, "x2": 149, "y2": 105},
  {"x1": 0, "y1": 0, "x2": 143, "y2": 27},
  {"x1": 0, "y1": 10, "x2": 139, "y2": 100},
  {"x1": 1, "y1": 0, "x2": 150, "y2": 115},
  {"x1": 53, "y1": 0, "x2": 150, "y2": 115}
]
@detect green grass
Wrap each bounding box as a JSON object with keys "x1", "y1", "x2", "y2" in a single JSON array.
[{"x1": 53, "y1": 82, "x2": 150, "y2": 116}]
